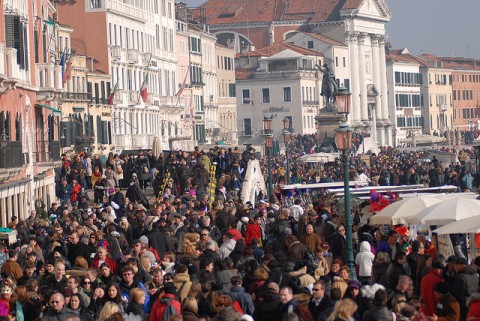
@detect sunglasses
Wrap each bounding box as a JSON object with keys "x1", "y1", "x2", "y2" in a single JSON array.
[
  {"x1": 201, "y1": 234, "x2": 208, "y2": 236},
  {"x1": 83, "y1": 282, "x2": 91, "y2": 285}
]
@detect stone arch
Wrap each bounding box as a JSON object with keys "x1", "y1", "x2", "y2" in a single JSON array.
[{"x1": 213, "y1": 31, "x2": 253, "y2": 53}]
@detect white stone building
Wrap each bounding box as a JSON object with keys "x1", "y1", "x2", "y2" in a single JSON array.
[
  {"x1": 386, "y1": 49, "x2": 424, "y2": 146},
  {"x1": 235, "y1": 42, "x2": 323, "y2": 145}
]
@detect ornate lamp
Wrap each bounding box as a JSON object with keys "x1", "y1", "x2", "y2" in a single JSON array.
[{"x1": 334, "y1": 87, "x2": 351, "y2": 116}]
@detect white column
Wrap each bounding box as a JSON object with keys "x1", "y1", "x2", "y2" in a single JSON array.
[
  {"x1": 0, "y1": 197, "x2": 6, "y2": 227},
  {"x1": 371, "y1": 34, "x2": 383, "y2": 121},
  {"x1": 358, "y1": 33, "x2": 368, "y2": 122},
  {"x1": 379, "y1": 36, "x2": 390, "y2": 144},
  {"x1": 348, "y1": 32, "x2": 361, "y2": 125}
]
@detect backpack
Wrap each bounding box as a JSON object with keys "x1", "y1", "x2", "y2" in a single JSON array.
[
  {"x1": 304, "y1": 251, "x2": 319, "y2": 274},
  {"x1": 162, "y1": 299, "x2": 179, "y2": 321}
]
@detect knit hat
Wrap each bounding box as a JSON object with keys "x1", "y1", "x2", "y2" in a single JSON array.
[
  {"x1": 163, "y1": 282, "x2": 177, "y2": 295},
  {"x1": 139, "y1": 236, "x2": 149, "y2": 246},
  {"x1": 348, "y1": 279, "x2": 362, "y2": 289},
  {"x1": 434, "y1": 282, "x2": 450, "y2": 295}
]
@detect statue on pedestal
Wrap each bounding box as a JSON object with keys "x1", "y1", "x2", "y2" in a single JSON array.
[{"x1": 317, "y1": 63, "x2": 339, "y2": 113}]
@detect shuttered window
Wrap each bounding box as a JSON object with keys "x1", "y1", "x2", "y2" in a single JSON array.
[{"x1": 5, "y1": 15, "x2": 28, "y2": 70}]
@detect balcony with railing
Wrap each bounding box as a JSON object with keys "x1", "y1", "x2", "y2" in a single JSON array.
[
  {"x1": 302, "y1": 100, "x2": 320, "y2": 106},
  {"x1": 105, "y1": 0, "x2": 154, "y2": 22},
  {"x1": 439, "y1": 103, "x2": 448, "y2": 112},
  {"x1": 0, "y1": 141, "x2": 24, "y2": 169},
  {"x1": 110, "y1": 46, "x2": 123, "y2": 62},
  {"x1": 126, "y1": 49, "x2": 139, "y2": 64},
  {"x1": 62, "y1": 92, "x2": 90, "y2": 101}
]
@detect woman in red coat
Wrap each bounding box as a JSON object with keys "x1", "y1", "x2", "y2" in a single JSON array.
[
  {"x1": 92, "y1": 246, "x2": 118, "y2": 274},
  {"x1": 70, "y1": 180, "x2": 82, "y2": 208},
  {"x1": 245, "y1": 215, "x2": 263, "y2": 246}
]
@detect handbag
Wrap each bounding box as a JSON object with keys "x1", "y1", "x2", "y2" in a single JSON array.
[{"x1": 116, "y1": 166, "x2": 123, "y2": 174}]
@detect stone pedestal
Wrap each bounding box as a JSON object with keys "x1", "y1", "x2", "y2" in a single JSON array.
[{"x1": 316, "y1": 113, "x2": 343, "y2": 139}]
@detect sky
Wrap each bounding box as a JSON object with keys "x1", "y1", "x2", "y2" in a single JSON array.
[{"x1": 179, "y1": 0, "x2": 480, "y2": 59}]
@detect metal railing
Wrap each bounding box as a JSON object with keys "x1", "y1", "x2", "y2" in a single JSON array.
[{"x1": 0, "y1": 141, "x2": 24, "y2": 168}]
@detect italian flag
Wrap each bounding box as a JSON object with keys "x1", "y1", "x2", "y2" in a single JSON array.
[
  {"x1": 140, "y1": 73, "x2": 148, "y2": 103},
  {"x1": 108, "y1": 80, "x2": 118, "y2": 105}
]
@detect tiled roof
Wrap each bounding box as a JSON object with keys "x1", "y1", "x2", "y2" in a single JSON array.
[
  {"x1": 236, "y1": 68, "x2": 256, "y2": 80},
  {"x1": 199, "y1": 0, "x2": 360, "y2": 25},
  {"x1": 237, "y1": 42, "x2": 324, "y2": 58},
  {"x1": 341, "y1": 0, "x2": 364, "y2": 10},
  {"x1": 303, "y1": 32, "x2": 346, "y2": 47},
  {"x1": 387, "y1": 49, "x2": 420, "y2": 64}
]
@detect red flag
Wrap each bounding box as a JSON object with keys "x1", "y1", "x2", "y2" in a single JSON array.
[
  {"x1": 108, "y1": 80, "x2": 118, "y2": 105},
  {"x1": 62, "y1": 59, "x2": 72, "y2": 84},
  {"x1": 140, "y1": 73, "x2": 148, "y2": 103},
  {"x1": 176, "y1": 68, "x2": 189, "y2": 96}
]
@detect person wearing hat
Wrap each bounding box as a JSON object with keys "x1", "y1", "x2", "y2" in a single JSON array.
[
  {"x1": 453, "y1": 257, "x2": 479, "y2": 319},
  {"x1": 420, "y1": 259, "x2": 445, "y2": 317},
  {"x1": 289, "y1": 261, "x2": 315, "y2": 287},
  {"x1": 429, "y1": 282, "x2": 460, "y2": 321},
  {"x1": 149, "y1": 282, "x2": 181, "y2": 321},
  {"x1": 344, "y1": 279, "x2": 370, "y2": 320}
]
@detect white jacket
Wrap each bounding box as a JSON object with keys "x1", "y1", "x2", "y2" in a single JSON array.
[{"x1": 355, "y1": 241, "x2": 375, "y2": 277}]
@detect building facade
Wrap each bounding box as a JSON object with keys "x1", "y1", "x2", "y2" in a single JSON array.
[
  {"x1": 58, "y1": 0, "x2": 185, "y2": 152},
  {"x1": 451, "y1": 67, "x2": 480, "y2": 131},
  {"x1": 386, "y1": 49, "x2": 424, "y2": 146},
  {"x1": 215, "y1": 43, "x2": 237, "y2": 144},
  {"x1": 235, "y1": 43, "x2": 323, "y2": 145},
  {"x1": 198, "y1": 0, "x2": 393, "y2": 146},
  {"x1": 0, "y1": 0, "x2": 64, "y2": 226}
]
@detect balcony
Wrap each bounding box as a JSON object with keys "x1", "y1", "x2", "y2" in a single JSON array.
[
  {"x1": 126, "y1": 49, "x2": 139, "y2": 64},
  {"x1": 439, "y1": 103, "x2": 448, "y2": 112},
  {"x1": 157, "y1": 96, "x2": 185, "y2": 113},
  {"x1": 5, "y1": 48, "x2": 20, "y2": 79},
  {"x1": 0, "y1": 141, "x2": 24, "y2": 169},
  {"x1": 62, "y1": 92, "x2": 90, "y2": 101},
  {"x1": 105, "y1": 0, "x2": 154, "y2": 22},
  {"x1": 241, "y1": 131, "x2": 253, "y2": 137},
  {"x1": 111, "y1": 46, "x2": 122, "y2": 61},
  {"x1": 303, "y1": 100, "x2": 320, "y2": 106},
  {"x1": 142, "y1": 53, "x2": 151, "y2": 66}
]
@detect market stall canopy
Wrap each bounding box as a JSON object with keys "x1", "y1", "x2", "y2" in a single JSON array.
[
  {"x1": 369, "y1": 195, "x2": 443, "y2": 225},
  {"x1": 414, "y1": 197, "x2": 480, "y2": 225},
  {"x1": 297, "y1": 152, "x2": 339, "y2": 163},
  {"x1": 433, "y1": 216, "x2": 480, "y2": 235}
]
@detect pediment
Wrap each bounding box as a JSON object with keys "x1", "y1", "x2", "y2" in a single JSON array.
[
  {"x1": 343, "y1": 0, "x2": 392, "y2": 21},
  {"x1": 367, "y1": 84, "x2": 379, "y2": 96}
]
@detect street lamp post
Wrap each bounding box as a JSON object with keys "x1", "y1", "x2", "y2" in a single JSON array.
[
  {"x1": 282, "y1": 117, "x2": 292, "y2": 184},
  {"x1": 333, "y1": 87, "x2": 356, "y2": 279},
  {"x1": 263, "y1": 116, "x2": 273, "y2": 196}
]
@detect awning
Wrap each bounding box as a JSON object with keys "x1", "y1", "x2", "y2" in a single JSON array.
[{"x1": 36, "y1": 104, "x2": 62, "y2": 116}]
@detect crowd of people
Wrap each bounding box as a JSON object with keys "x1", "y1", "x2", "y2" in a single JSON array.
[{"x1": 0, "y1": 140, "x2": 478, "y2": 321}]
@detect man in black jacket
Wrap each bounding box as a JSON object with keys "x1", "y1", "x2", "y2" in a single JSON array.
[
  {"x1": 146, "y1": 221, "x2": 172, "y2": 259},
  {"x1": 254, "y1": 282, "x2": 283, "y2": 321},
  {"x1": 308, "y1": 280, "x2": 332, "y2": 320},
  {"x1": 66, "y1": 232, "x2": 91, "y2": 266}
]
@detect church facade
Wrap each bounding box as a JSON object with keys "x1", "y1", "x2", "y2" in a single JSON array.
[{"x1": 198, "y1": 0, "x2": 393, "y2": 145}]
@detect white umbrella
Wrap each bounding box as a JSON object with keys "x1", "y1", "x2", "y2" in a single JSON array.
[
  {"x1": 369, "y1": 196, "x2": 443, "y2": 225},
  {"x1": 297, "y1": 152, "x2": 339, "y2": 163},
  {"x1": 414, "y1": 197, "x2": 480, "y2": 225},
  {"x1": 433, "y1": 216, "x2": 480, "y2": 234}
]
